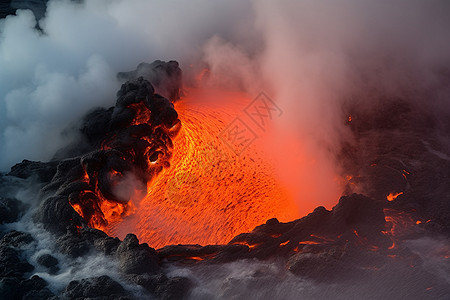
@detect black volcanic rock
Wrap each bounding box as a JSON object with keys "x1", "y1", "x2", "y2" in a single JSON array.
[
  {"x1": 128, "y1": 273, "x2": 192, "y2": 300},
  {"x1": 116, "y1": 234, "x2": 160, "y2": 275},
  {"x1": 8, "y1": 159, "x2": 58, "y2": 183},
  {"x1": 157, "y1": 194, "x2": 393, "y2": 272},
  {"x1": 0, "y1": 275, "x2": 54, "y2": 300},
  {"x1": 0, "y1": 245, "x2": 34, "y2": 278},
  {"x1": 23, "y1": 287, "x2": 54, "y2": 300},
  {"x1": 36, "y1": 253, "x2": 59, "y2": 274},
  {"x1": 287, "y1": 248, "x2": 350, "y2": 281},
  {"x1": 0, "y1": 1, "x2": 14, "y2": 19},
  {"x1": 156, "y1": 276, "x2": 192, "y2": 300},
  {"x1": 36, "y1": 195, "x2": 85, "y2": 234},
  {"x1": 10, "y1": 0, "x2": 48, "y2": 20},
  {"x1": 35, "y1": 76, "x2": 181, "y2": 233},
  {"x1": 0, "y1": 232, "x2": 35, "y2": 280},
  {"x1": 19, "y1": 275, "x2": 51, "y2": 298},
  {"x1": 2, "y1": 57, "x2": 448, "y2": 298},
  {"x1": 117, "y1": 60, "x2": 182, "y2": 101},
  {"x1": 93, "y1": 235, "x2": 122, "y2": 256},
  {"x1": 0, "y1": 197, "x2": 25, "y2": 224},
  {"x1": 329, "y1": 194, "x2": 386, "y2": 239},
  {"x1": 0, "y1": 230, "x2": 34, "y2": 247},
  {"x1": 55, "y1": 232, "x2": 92, "y2": 258},
  {"x1": 0, "y1": 277, "x2": 20, "y2": 299},
  {"x1": 62, "y1": 275, "x2": 129, "y2": 299}
]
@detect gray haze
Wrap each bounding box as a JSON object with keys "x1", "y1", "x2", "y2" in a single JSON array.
[{"x1": 1, "y1": 0, "x2": 449, "y2": 209}]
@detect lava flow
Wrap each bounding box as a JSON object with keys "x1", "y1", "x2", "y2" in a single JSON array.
[{"x1": 107, "y1": 88, "x2": 301, "y2": 248}]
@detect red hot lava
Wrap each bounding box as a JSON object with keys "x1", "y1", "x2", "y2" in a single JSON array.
[{"x1": 106, "y1": 88, "x2": 301, "y2": 248}]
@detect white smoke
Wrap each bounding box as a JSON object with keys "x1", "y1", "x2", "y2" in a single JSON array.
[
  {"x1": 0, "y1": 0, "x2": 253, "y2": 171},
  {"x1": 1, "y1": 0, "x2": 449, "y2": 212},
  {"x1": 1, "y1": 181, "x2": 148, "y2": 298},
  {"x1": 166, "y1": 251, "x2": 450, "y2": 300}
]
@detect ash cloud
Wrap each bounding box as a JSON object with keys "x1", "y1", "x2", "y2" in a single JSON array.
[
  {"x1": 0, "y1": 0, "x2": 252, "y2": 171},
  {"x1": 1, "y1": 0, "x2": 450, "y2": 214}
]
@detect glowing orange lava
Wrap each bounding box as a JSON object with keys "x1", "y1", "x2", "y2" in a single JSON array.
[
  {"x1": 106, "y1": 88, "x2": 301, "y2": 248},
  {"x1": 386, "y1": 192, "x2": 403, "y2": 201}
]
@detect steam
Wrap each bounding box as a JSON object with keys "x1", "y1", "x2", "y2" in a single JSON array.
[
  {"x1": 1, "y1": 0, "x2": 450, "y2": 214},
  {"x1": 166, "y1": 248, "x2": 450, "y2": 299},
  {"x1": 112, "y1": 172, "x2": 146, "y2": 204},
  {"x1": 0, "y1": 0, "x2": 253, "y2": 171}
]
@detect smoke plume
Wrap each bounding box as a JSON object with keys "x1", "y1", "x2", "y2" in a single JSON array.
[{"x1": 1, "y1": 0, "x2": 450, "y2": 213}]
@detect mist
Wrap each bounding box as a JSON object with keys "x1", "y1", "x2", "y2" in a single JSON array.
[
  {"x1": 1, "y1": 0, "x2": 450, "y2": 213},
  {"x1": 0, "y1": 0, "x2": 253, "y2": 170}
]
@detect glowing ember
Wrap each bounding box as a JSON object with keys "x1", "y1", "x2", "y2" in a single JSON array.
[
  {"x1": 386, "y1": 192, "x2": 403, "y2": 201},
  {"x1": 279, "y1": 240, "x2": 290, "y2": 246},
  {"x1": 232, "y1": 241, "x2": 261, "y2": 249}
]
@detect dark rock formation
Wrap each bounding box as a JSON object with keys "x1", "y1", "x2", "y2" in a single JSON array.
[
  {"x1": 1, "y1": 275, "x2": 54, "y2": 300},
  {"x1": 9, "y1": 160, "x2": 58, "y2": 183},
  {"x1": 341, "y1": 93, "x2": 450, "y2": 233},
  {"x1": 116, "y1": 234, "x2": 160, "y2": 275},
  {"x1": 35, "y1": 76, "x2": 180, "y2": 233},
  {"x1": 0, "y1": 197, "x2": 26, "y2": 224},
  {"x1": 1, "y1": 57, "x2": 449, "y2": 299},
  {"x1": 0, "y1": 1, "x2": 15, "y2": 19},
  {"x1": 0, "y1": 231, "x2": 54, "y2": 299},
  {"x1": 127, "y1": 273, "x2": 192, "y2": 300},
  {"x1": 10, "y1": 0, "x2": 48, "y2": 20},
  {"x1": 157, "y1": 194, "x2": 392, "y2": 267},
  {"x1": 0, "y1": 0, "x2": 50, "y2": 21},
  {"x1": 117, "y1": 60, "x2": 183, "y2": 101},
  {"x1": 61, "y1": 275, "x2": 129, "y2": 299},
  {"x1": 36, "y1": 253, "x2": 59, "y2": 274}
]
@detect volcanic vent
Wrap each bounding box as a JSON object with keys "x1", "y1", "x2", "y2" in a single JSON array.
[
  {"x1": 2, "y1": 59, "x2": 450, "y2": 299},
  {"x1": 112, "y1": 88, "x2": 300, "y2": 247},
  {"x1": 25, "y1": 60, "x2": 301, "y2": 248}
]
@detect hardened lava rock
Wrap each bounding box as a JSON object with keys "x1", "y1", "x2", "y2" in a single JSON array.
[
  {"x1": 2, "y1": 62, "x2": 192, "y2": 299},
  {"x1": 117, "y1": 60, "x2": 182, "y2": 101},
  {"x1": 33, "y1": 76, "x2": 180, "y2": 233}
]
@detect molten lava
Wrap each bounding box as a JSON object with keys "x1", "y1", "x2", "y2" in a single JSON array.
[
  {"x1": 107, "y1": 88, "x2": 301, "y2": 248},
  {"x1": 386, "y1": 192, "x2": 403, "y2": 201}
]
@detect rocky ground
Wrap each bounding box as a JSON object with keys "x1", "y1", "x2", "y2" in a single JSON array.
[{"x1": 1, "y1": 4, "x2": 450, "y2": 299}]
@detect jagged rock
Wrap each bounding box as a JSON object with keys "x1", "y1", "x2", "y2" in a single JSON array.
[
  {"x1": 156, "y1": 276, "x2": 192, "y2": 300},
  {"x1": 10, "y1": 0, "x2": 49, "y2": 20},
  {"x1": 0, "y1": 197, "x2": 26, "y2": 224},
  {"x1": 93, "y1": 236, "x2": 121, "y2": 256},
  {"x1": 8, "y1": 159, "x2": 58, "y2": 183},
  {"x1": 36, "y1": 253, "x2": 59, "y2": 274},
  {"x1": 287, "y1": 247, "x2": 354, "y2": 282},
  {"x1": 157, "y1": 194, "x2": 392, "y2": 265},
  {"x1": 117, "y1": 60, "x2": 182, "y2": 101},
  {"x1": 79, "y1": 107, "x2": 114, "y2": 147},
  {"x1": 61, "y1": 275, "x2": 130, "y2": 299},
  {"x1": 0, "y1": 230, "x2": 34, "y2": 247},
  {"x1": 116, "y1": 234, "x2": 160, "y2": 275},
  {"x1": 0, "y1": 1, "x2": 14, "y2": 19},
  {"x1": 129, "y1": 273, "x2": 168, "y2": 294},
  {"x1": 56, "y1": 232, "x2": 92, "y2": 258},
  {"x1": 329, "y1": 194, "x2": 387, "y2": 240},
  {"x1": 0, "y1": 277, "x2": 20, "y2": 299},
  {"x1": 36, "y1": 195, "x2": 85, "y2": 233},
  {"x1": 0, "y1": 274, "x2": 53, "y2": 300},
  {"x1": 23, "y1": 287, "x2": 54, "y2": 300},
  {"x1": 0, "y1": 245, "x2": 34, "y2": 278},
  {"x1": 19, "y1": 275, "x2": 50, "y2": 296},
  {"x1": 36, "y1": 76, "x2": 180, "y2": 231},
  {"x1": 129, "y1": 273, "x2": 192, "y2": 300}
]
